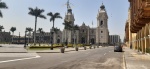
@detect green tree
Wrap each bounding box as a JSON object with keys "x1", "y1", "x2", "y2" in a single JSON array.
[
  {"x1": 53, "y1": 27, "x2": 59, "y2": 34},
  {"x1": 26, "y1": 27, "x2": 33, "y2": 43},
  {"x1": 10, "y1": 27, "x2": 16, "y2": 43},
  {"x1": 47, "y1": 12, "x2": 62, "y2": 50},
  {"x1": 28, "y1": 7, "x2": 46, "y2": 45},
  {"x1": 0, "y1": 25, "x2": 4, "y2": 32},
  {"x1": 0, "y1": 0, "x2": 8, "y2": 18}
]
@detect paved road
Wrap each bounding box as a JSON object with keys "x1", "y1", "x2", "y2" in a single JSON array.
[{"x1": 0, "y1": 46, "x2": 123, "y2": 69}]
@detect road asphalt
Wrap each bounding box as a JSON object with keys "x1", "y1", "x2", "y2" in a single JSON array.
[
  {"x1": 0, "y1": 46, "x2": 123, "y2": 69},
  {"x1": 0, "y1": 44, "x2": 150, "y2": 69}
]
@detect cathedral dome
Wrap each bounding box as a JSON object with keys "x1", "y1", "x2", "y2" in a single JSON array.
[
  {"x1": 68, "y1": 8, "x2": 72, "y2": 13},
  {"x1": 100, "y1": 3, "x2": 105, "y2": 10}
]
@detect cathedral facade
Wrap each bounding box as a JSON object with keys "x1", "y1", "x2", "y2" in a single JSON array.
[{"x1": 61, "y1": 3, "x2": 109, "y2": 44}]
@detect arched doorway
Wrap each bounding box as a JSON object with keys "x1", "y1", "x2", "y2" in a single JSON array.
[
  {"x1": 57, "y1": 39, "x2": 60, "y2": 43},
  {"x1": 81, "y1": 37, "x2": 85, "y2": 44},
  {"x1": 90, "y1": 38, "x2": 95, "y2": 44}
]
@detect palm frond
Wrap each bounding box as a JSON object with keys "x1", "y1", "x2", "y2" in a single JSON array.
[
  {"x1": 28, "y1": 7, "x2": 46, "y2": 18},
  {"x1": 50, "y1": 17, "x2": 54, "y2": 22},
  {"x1": 0, "y1": 25, "x2": 4, "y2": 32},
  {"x1": 47, "y1": 12, "x2": 53, "y2": 16},
  {"x1": 37, "y1": 28, "x2": 43, "y2": 33},
  {"x1": 54, "y1": 13, "x2": 60, "y2": 17},
  {"x1": 56, "y1": 16, "x2": 62, "y2": 19},
  {"x1": 38, "y1": 15, "x2": 46, "y2": 19},
  {"x1": 10, "y1": 27, "x2": 16, "y2": 32},
  {"x1": 28, "y1": 8, "x2": 35, "y2": 16},
  {"x1": 28, "y1": 7, "x2": 34, "y2": 12},
  {"x1": 0, "y1": 1, "x2": 8, "y2": 9}
]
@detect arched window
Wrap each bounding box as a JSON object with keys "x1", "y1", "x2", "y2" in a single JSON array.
[
  {"x1": 100, "y1": 21, "x2": 103, "y2": 25},
  {"x1": 83, "y1": 30, "x2": 84, "y2": 32}
]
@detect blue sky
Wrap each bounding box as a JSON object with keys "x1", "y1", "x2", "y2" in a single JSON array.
[{"x1": 1, "y1": 0, "x2": 129, "y2": 41}]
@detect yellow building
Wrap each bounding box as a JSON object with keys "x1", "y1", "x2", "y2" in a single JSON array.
[{"x1": 125, "y1": 0, "x2": 150, "y2": 53}]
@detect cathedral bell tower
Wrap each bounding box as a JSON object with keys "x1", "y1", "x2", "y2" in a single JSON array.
[
  {"x1": 63, "y1": 0, "x2": 75, "y2": 44},
  {"x1": 96, "y1": 3, "x2": 109, "y2": 44}
]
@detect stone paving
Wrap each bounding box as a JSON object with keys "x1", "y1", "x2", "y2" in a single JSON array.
[{"x1": 124, "y1": 47, "x2": 150, "y2": 69}]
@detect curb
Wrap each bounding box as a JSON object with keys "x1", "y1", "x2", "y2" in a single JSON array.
[
  {"x1": 0, "y1": 52, "x2": 28, "y2": 53},
  {"x1": 123, "y1": 52, "x2": 127, "y2": 69},
  {"x1": 35, "y1": 52, "x2": 60, "y2": 53}
]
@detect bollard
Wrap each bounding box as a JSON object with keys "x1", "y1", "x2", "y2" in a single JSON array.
[
  {"x1": 84, "y1": 46, "x2": 86, "y2": 50},
  {"x1": 75, "y1": 47, "x2": 78, "y2": 51},
  {"x1": 89, "y1": 46, "x2": 92, "y2": 49},
  {"x1": 97, "y1": 46, "x2": 99, "y2": 48},
  {"x1": 60, "y1": 47, "x2": 65, "y2": 53}
]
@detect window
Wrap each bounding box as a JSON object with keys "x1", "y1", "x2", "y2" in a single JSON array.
[
  {"x1": 100, "y1": 21, "x2": 103, "y2": 25},
  {"x1": 92, "y1": 30, "x2": 94, "y2": 33}
]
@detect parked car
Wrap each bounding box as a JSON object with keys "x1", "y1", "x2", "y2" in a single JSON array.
[{"x1": 114, "y1": 46, "x2": 122, "y2": 52}]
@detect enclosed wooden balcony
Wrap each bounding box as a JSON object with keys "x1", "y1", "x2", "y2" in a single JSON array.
[
  {"x1": 129, "y1": 0, "x2": 150, "y2": 33},
  {"x1": 139, "y1": 1, "x2": 150, "y2": 18}
]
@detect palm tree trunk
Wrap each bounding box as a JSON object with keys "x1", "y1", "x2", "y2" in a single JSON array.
[
  {"x1": 34, "y1": 17, "x2": 37, "y2": 45},
  {"x1": 12, "y1": 32, "x2": 14, "y2": 43},
  {"x1": 74, "y1": 31, "x2": 75, "y2": 47},
  {"x1": 51, "y1": 20, "x2": 54, "y2": 50}
]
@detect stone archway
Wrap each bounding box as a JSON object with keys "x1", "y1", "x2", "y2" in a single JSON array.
[
  {"x1": 139, "y1": 30, "x2": 142, "y2": 51},
  {"x1": 141, "y1": 27, "x2": 145, "y2": 53},
  {"x1": 57, "y1": 39, "x2": 60, "y2": 43},
  {"x1": 81, "y1": 37, "x2": 85, "y2": 44},
  {"x1": 90, "y1": 38, "x2": 95, "y2": 44},
  {"x1": 145, "y1": 24, "x2": 150, "y2": 53}
]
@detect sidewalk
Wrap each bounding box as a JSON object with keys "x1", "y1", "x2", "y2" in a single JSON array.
[
  {"x1": 0, "y1": 45, "x2": 97, "y2": 53},
  {"x1": 27, "y1": 47, "x2": 86, "y2": 53},
  {"x1": 124, "y1": 47, "x2": 150, "y2": 69}
]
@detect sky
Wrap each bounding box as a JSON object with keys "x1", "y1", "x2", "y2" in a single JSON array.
[{"x1": 1, "y1": 0, "x2": 129, "y2": 41}]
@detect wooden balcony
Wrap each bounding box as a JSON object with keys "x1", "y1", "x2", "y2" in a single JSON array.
[
  {"x1": 139, "y1": 1, "x2": 150, "y2": 18},
  {"x1": 130, "y1": 24, "x2": 142, "y2": 33}
]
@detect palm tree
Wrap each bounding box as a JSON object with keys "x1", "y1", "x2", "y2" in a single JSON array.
[
  {"x1": 0, "y1": 0, "x2": 8, "y2": 18},
  {"x1": 37, "y1": 28, "x2": 43, "y2": 46},
  {"x1": 47, "y1": 12, "x2": 62, "y2": 50},
  {"x1": 28, "y1": 7, "x2": 46, "y2": 45},
  {"x1": 26, "y1": 27, "x2": 33, "y2": 43},
  {"x1": 0, "y1": 25, "x2": 4, "y2": 32},
  {"x1": 53, "y1": 27, "x2": 59, "y2": 34},
  {"x1": 10, "y1": 27, "x2": 16, "y2": 43}
]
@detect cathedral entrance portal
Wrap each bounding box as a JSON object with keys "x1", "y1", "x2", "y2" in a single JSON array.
[
  {"x1": 91, "y1": 38, "x2": 95, "y2": 44},
  {"x1": 81, "y1": 37, "x2": 85, "y2": 44},
  {"x1": 57, "y1": 39, "x2": 60, "y2": 43}
]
